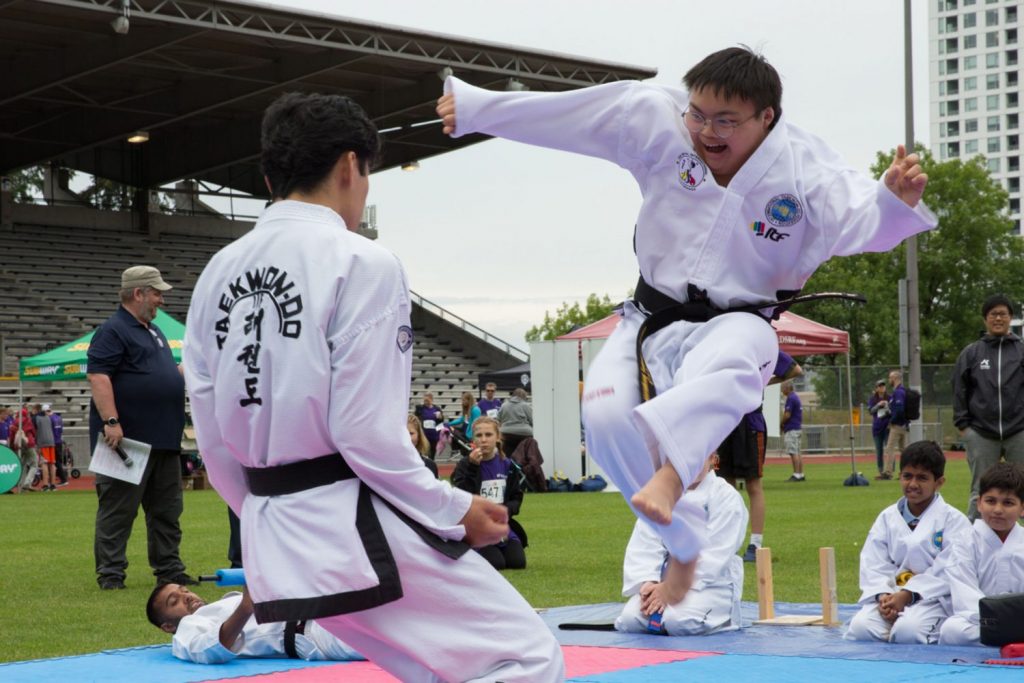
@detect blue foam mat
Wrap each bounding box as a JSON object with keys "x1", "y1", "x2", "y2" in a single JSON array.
[
  {"x1": 571, "y1": 655, "x2": 1024, "y2": 682},
  {"x1": 0, "y1": 644, "x2": 340, "y2": 683},
  {"x1": 544, "y1": 601, "x2": 1002, "y2": 666}
]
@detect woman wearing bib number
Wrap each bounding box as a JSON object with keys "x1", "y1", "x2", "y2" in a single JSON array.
[{"x1": 451, "y1": 417, "x2": 526, "y2": 570}]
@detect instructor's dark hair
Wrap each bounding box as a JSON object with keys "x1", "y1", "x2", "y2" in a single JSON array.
[
  {"x1": 146, "y1": 583, "x2": 169, "y2": 628},
  {"x1": 981, "y1": 293, "x2": 1014, "y2": 318},
  {"x1": 899, "y1": 441, "x2": 946, "y2": 479},
  {"x1": 683, "y1": 46, "x2": 782, "y2": 130},
  {"x1": 260, "y1": 92, "x2": 381, "y2": 199},
  {"x1": 979, "y1": 461, "x2": 1024, "y2": 500}
]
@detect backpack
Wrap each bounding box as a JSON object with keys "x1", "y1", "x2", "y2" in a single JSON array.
[{"x1": 904, "y1": 388, "x2": 921, "y2": 421}]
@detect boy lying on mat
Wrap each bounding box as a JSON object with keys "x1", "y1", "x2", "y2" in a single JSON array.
[{"x1": 147, "y1": 583, "x2": 364, "y2": 664}]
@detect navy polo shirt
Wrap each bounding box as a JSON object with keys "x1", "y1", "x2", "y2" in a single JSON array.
[{"x1": 88, "y1": 306, "x2": 185, "y2": 451}]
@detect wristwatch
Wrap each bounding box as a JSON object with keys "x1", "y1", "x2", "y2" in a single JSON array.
[{"x1": 105, "y1": 417, "x2": 119, "y2": 426}]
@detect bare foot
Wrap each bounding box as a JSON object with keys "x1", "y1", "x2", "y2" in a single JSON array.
[
  {"x1": 652, "y1": 556, "x2": 697, "y2": 606},
  {"x1": 631, "y1": 463, "x2": 683, "y2": 525}
]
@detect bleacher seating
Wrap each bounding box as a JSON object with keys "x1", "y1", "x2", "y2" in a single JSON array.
[{"x1": 0, "y1": 220, "x2": 521, "y2": 431}]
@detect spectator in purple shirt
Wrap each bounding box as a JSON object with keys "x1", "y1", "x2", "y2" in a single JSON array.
[
  {"x1": 477, "y1": 383, "x2": 503, "y2": 419},
  {"x1": 46, "y1": 405, "x2": 69, "y2": 486},
  {"x1": 883, "y1": 370, "x2": 908, "y2": 480},
  {"x1": 413, "y1": 393, "x2": 444, "y2": 460},
  {"x1": 450, "y1": 417, "x2": 525, "y2": 570},
  {"x1": 781, "y1": 381, "x2": 804, "y2": 482},
  {"x1": 868, "y1": 381, "x2": 892, "y2": 480}
]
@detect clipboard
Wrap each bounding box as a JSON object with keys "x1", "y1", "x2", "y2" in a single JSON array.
[{"x1": 90, "y1": 436, "x2": 152, "y2": 485}]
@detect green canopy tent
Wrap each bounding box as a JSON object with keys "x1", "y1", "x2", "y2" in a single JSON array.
[{"x1": 19, "y1": 309, "x2": 185, "y2": 381}]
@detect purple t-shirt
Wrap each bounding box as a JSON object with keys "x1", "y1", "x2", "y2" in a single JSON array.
[
  {"x1": 783, "y1": 391, "x2": 803, "y2": 432},
  {"x1": 415, "y1": 404, "x2": 444, "y2": 440},
  {"x1": 745, "y1": 351, "x2": 795, "y2": 432},
  {"x1": 477, "y1": 397, "x2": 503, "y2": 418},
  {"x1": 478, "y1": 456, "x2": 518, "y2": 542},
  {"x1": 50, "y1": 413, "x2": 64, "y2": 444}
]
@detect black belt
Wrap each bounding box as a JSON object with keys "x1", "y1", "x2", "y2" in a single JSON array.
[
  {"x1": 632, "y1": 276, "x2": 866, "y2": 402},
  {"x1": 283, "y1": 620, "x2": 306, "y2": 659},
  {"x1": 244, "y1": 453, "x2": 355, "y2": 496}
]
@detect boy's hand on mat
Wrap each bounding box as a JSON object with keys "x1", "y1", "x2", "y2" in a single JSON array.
[{"x1": 461, "y1": 495, "x2": 509, "y2": 547}]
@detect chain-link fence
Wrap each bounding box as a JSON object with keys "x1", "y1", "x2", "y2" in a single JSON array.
[{"x1": 785, "y1": 363, "x2": 960, "y2": 452}]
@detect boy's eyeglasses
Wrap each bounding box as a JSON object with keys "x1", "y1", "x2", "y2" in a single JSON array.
[{"x1": 682, "y1": 109, "x2": 762, "y2": 140}]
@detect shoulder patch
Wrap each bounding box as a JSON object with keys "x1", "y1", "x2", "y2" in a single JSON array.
[
  {"x1": 396, "y1": 325, "x2": 414, "y2": 353},
  {"x1": 675, "y1": 152, "x2": 707, "y2": 190}
]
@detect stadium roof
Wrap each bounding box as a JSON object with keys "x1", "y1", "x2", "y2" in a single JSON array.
[{"x1": 0, "y1": 0, "x2": 657, "y2": 198}]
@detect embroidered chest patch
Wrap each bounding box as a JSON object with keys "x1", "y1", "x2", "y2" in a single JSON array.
[
  {"x1": 765, "y1": 193, "x2": 803, "y2": 227},
  {"x1": 675, "y1": 152, "x2": 707, "y2": 190}
]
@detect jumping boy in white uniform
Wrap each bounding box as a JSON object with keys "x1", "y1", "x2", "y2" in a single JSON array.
[
  {"x1": 845, "y1": 442, "x2": 971, "y2": 644},
  {"x1": 183, "y1": 93, "x2": 563, "y2": 682},
  {"x1": 616, "y1": 455, "x2": 747, "y2": 636},
  {"x1": 437, "y1": 46, "x2": 936, "y2": 604},
  {"x1": 939, "y1": 462, "x2": 1024, "y2": 646}
]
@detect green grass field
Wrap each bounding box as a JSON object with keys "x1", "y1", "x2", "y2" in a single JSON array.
[{"x1": 0, "y1": 457, "x2": 972, "y2": 663}]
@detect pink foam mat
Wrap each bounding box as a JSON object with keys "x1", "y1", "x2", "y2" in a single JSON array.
[{"x1": 202, "y1": 645, "x2": 716, "y2": 681}]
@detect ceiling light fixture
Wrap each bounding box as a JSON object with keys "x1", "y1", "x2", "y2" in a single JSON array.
[{"x1": 127, "y1": 130, "x2": 150, "y2": 144}]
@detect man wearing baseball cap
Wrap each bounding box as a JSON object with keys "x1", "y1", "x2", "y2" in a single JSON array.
[{"x1": 87, "y1": 265, "x2": 192, "y2": 590}]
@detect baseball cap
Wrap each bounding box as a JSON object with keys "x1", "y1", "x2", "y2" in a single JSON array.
[
  {"x1": 42, "y1": 403, "x2": 51, "y2": 411},
  {"x1": 122, "y1": 265, "x2": 172, "y2": 291},
  {"x1": 875, "y1": 379, "x2": 886, "y2": 386}
]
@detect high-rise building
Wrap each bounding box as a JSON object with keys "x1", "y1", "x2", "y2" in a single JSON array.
[{"x1": 930, "y1": 0, "x2": 1022, "y2": 233}]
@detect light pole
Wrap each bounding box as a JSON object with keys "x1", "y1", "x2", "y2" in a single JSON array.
[{"x1": 904, "y1": 0, "x2": 924, "y2": 442}]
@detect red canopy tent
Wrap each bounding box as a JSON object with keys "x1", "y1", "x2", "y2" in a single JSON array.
[{"x1": 557, "y1": 310, "x2": 859, "y2": 469}]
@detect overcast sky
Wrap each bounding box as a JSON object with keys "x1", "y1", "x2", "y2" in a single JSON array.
[{"x1": 249, "y1": 0, "x2": 933, "y2": 351}]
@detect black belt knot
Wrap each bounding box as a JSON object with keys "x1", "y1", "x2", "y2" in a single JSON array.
[{"x1": 244, "y1": 453, "x2": 355, "y2": 496}]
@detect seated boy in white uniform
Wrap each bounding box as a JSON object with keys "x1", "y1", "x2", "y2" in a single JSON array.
[
  {"x1": 147, "y1": 583, "x2": 363, "y2": 665},
  {"x1": 939, "y1": 462, "x2": 1024, "y2": 646},
  {"x1": 845, "y1": 441, "x2": 971, "y2": 643},
  {"x1": 615, "y1": 454, "x2": 747, "y2": 636}
]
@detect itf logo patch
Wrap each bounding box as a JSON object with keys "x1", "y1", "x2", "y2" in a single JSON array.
[
  {"x1": 933, "y1": 530, "x2": 944, "y2": 549},
  {"x1": 396, "y1": 325, "x2": 414, "y2": 353},
  {"x1": 765, "y1": 193, "x2": 803, "y2": 227},
  {"x1": 675, "y1": 152, "x2": 707, "y2": 190},
  {"x1": 751, "y1": 221, "x2": 789, "y2": 242}
]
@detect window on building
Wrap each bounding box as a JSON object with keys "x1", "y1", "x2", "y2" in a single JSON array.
[
  {"x1": 987, "y1": 73, "x2": 1000, "y2": 89},
  {"x1": 1009, "y1": 176, "x2": 1020, "y2": 192},
  {"x1": 1009, "y1": 113, "x2": 1020, "y2": 130},
  {"x1": 949, "y1": 100, "x2": 962, "y2": 116},
  {"x1": 1009, "y1": 135, "x2": 1020, "y2": 152},
  {"x1": 1015, "y1": 219, "x2": 1021, "y2": 235},
  {"x1": 987, "y1": 94, "x2": 999, "y2": 109},
  {"x1": 1007, "y1": 6, "x2": 1018, "y2": 23},
  {"x1": 965, "y1": 34, "x2": 978, "y2": 49},
  {"x1": 987, "y1": 157, "x2": 1000, "y2": 173},
  {"x1": 965, "y1": 75, "x2": 978, "y2": 90},
  {"x1": 966, "y1": 118, "x2": 979, "y2": 132},
  {"x1": 988, "y1": 137, "x2": 1001, "y2": 153},
  {"x1": 989, "y1": 115, "x2": 1001, "y2": 131},
  {"x1": 964, "y1": 97, "x2": 978, "y2": 112},
  {"x1": 947, "y1": 142, "x2": 961, "y2": 158},
  {"x1": 986, "y1": 31, "x2": 999, "y2": 48},
  {"x1": 1009, "y1": 92, "x2": 1020, "y2": 107},
  {"x1": 985, "y1": 9, "x2": 998, "y2": 26},
  {"x1": 966, "y1": 139, "x2": 980, "y2": 154},
  {"x1": 964, "y1": 12, "x2": 977, "y2": 28},
  {"x1": 1008, "y1": 49, "x2": 1019, "y2": 65},
  {"x1": 942, "y1": 16, "x2": 959, "y2": 33},
  {"x1": 1008, "y1": 71, "x2": 1019, "y2": 88},
  {"x1": 946, "y1": 121, "x2": 961, "y2": 137},
  {"x1": 1012, "y1": 198, "x2": 1020, "y2": 213},
  {"x1": 1010, "y1": 156, "x2": 1020, "y2": 172},
  {"x1": 964, "y1": 55, "x2": 978, "y2": 69},
  {"x1": 986, "y1": 52, "x2": 999, "y2": 67},
  {"x1": 1008, "y1": 30, "x2": 1019, "y2": 47}
]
